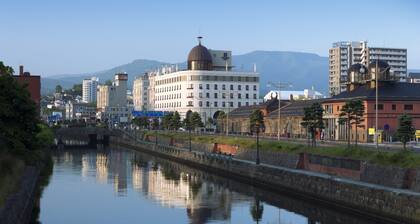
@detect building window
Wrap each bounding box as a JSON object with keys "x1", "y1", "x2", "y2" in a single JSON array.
[
  {"x1": 222, "y1": 102, "x2": 226, "y2": 107},
  {"x1": 199, "y1": 92, "x2": 203, "y2": 98},
  {"x1": 238, "y1": 102, "x2": 241, "y2": 107},
  {"x1": 253, "y1": 85, "x2": 257, "y2": 91},
  {"x1": 238, "y1": 85, "x2": 242, "y2": 90},
  {"x1": 214, "y1": 93, "x2": 218, "y2": 98},
  {"x1": 336, "y1": 106, "x2": 339, "y2": 111},
  {"x1": 229, "y1": 102, "x2": 233, "y2": 107},
  {"x1": 246, "y1": 102, "x2": 249, "y2": 106},
  {"x1": 214, "y1": 84, "x2": 218, "y2": 90},
  {"x1": 230, "y1": 84, "x2": 234, "y2": 90},
  {"x1": 253, "y1": 94, "x2": 257, "y2": 99},
  {"x1": 206, "y1": 101, "x2": 210, "y2": 107},
  {"x1": 206, "y1": 93, "x2": 210, "y2": 98},
  {"x1": 199, "y1": 84, "x2": 203, "y2": 89},
  {"x1": 230, "y1": 93, "x2": 234, "y2": 99},
  {"x1": 238, "y1": 93, "x2": 242, "y2": 99},
  {"x1": 246, "y1": 93, "x2": 249, "y2": 99},
  {"x1": 404, "y1": 104, "x2": 413, "y2": 110},
  {"x1": 199, "y1": 101, "x2": 202, "y2": 107},
  {"x1": 222, "y1": 84, "x2": 226, "y2": 90},
  {"x1": 374, "y1": 104, "x2": 384, "y2": 110},
  {"x1": 206, "y1": 84, "x2": 210, "y2": 90},
  {"x1": 214, "y1": 102, "x2": 218, "y2": 107},
  {"x1": 222, "y1": 93, "x2": 226, "y2": 99},
  {"x1": 392, "y1": 104, "x2": 396, "y2": 110},
  {"x1": 246, "y1": 85, "x2": 249, "y2": 91}
]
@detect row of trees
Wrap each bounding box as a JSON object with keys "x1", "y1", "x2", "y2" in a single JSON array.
[{"x1": 133, "y1": 111, "x2": 204, "y2": 131}]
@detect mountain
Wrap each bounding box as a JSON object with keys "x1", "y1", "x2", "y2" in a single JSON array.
[
  {"x1": 42, "y1": 51, "x2": 329, "y2": 95},
  {"x1": 232, "y1": 51, "x2": 328, "y2": 94}
]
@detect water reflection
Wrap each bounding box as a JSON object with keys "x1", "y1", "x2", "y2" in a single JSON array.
[{"x1": 40, "y1": 148, "x2": 389, "y2": 224}]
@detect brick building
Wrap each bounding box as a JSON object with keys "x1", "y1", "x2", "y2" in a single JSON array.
[{"x1": 13, "y1": 65, "x2": 41, "y2": 107}]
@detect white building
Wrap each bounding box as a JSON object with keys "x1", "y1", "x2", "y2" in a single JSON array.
[
  {"x1": 96, "y1": 73, "x2": 130, "y2": 124},
  {"x1": 133, "y1": 73, "x2": 150, "y2": 111},
  {"x1": 65, "y1": 102, "x2": 96, "y2": 121},
  {"x1": 329, "y1": 41, "x2": 407, "y2": 96},
  {"x1": 408, "y1": 73, "x2": 420, "y2": 83},
  {"x1": 82, "y1": 77, "x2": 99, "y2": 103},
  {"x1": 150, "y1": 38, "x2": 260, "y2": 121},
  {"x1": 263, "y1": 89, "x2": 324, "y2": 101}
]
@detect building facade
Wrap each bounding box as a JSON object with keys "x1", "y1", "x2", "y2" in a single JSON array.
[
  {"x1": 82, "y1": 77, "x2": 98, "y2": 103},
  {"x1": 408, "y1": 73, "x2": 420, "y2": 83},
  {"x1": 13, "y1": 65, "x2": 41, "y2": 108},
  {"x1": 263, "y1": 89, "x2": 324, "y2": 101},
  {"x1": 65, "y1": 102, "x2": 96, "y2": 122},
  {"x1": 149, "y1": 38, "x2": 260, "y2": 121},
  {"x1": 133, "y1": 73, "x2": 150, "y2": 111},
  {"x1": 329, "y1": 41, "x2": 407, "y2": 96},
  {"x1": 96, "y1": 73, "x2": 130, "y2": 124}
]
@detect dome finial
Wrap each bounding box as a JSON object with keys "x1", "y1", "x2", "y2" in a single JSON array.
[{"x1": 197, "y1": 36, "x2": 203, "y2": 45}]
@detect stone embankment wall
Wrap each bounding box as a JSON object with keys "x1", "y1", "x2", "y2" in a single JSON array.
[
  {"x1": 137, "y1": 132, "x2": 420, "y2": 192},
  {"x1": 113, "y1": 135, "x2": 420, "y2": 223},
  {"x1": 0, "y1": 167, "x2": 39, "y2": 224}
]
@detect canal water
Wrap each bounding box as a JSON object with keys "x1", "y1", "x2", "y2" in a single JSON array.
[{"x1": 38, "y1": 148, "x2": 385, "y2": 224}]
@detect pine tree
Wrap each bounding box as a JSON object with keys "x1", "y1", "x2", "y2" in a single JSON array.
[
  {"x1": 397, "y1": 114, "x2": 415, "y2": 150},
  {"x1": 301, "y1": 102, "x2": 324, "y2": 147}
]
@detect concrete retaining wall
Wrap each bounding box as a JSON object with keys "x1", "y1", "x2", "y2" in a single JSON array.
[
  {"x1": 0, "y1": 167, "x2": 39, "y2": 224},
  {"x1": 113, "y1": 136, "x2": 420, "y2": 223}
]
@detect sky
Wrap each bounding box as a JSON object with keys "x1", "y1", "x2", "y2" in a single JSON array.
[{"x1": 1, "y1": 0, "x2": 419, "y2": 76}]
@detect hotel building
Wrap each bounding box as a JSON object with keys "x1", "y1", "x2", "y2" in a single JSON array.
[
  {"x1": 82, "y1": 77, "x2": 99, "y2": 103},
  {"x1": 134, "y1": 38, "x2": 260, "y2": 121}
]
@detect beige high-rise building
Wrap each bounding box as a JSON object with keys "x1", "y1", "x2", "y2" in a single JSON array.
[
  {"x1": 133, "y1": 73, "x2": 150, "y2": 111},
  {"x1": 329, "y1": 41, "x2": 407, "y2": 96}
]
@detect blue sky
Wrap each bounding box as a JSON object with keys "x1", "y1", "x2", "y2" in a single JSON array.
[{"x1": 1, "y1": 0, "x2": 419, "y2": 76}]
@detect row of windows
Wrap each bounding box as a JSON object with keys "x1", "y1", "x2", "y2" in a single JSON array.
[
  {"x1": 156, "y1": 92, "x2": 258, "y2": 101},
  {"x1": 155, "y1": 84, "x2": 258, "y2": 93},
  {"x1": 156, "y1": 75, "x2": 259, "y2": 86},
  {"x1": 156, "y1": 85, "x2": 182, "y2": 93},
  {"x1": 374, "y1": 104, "x2": 414, "y2": 111},
  {"x1": 157, "y1": 101, "x2": 258, "y2": 109}
]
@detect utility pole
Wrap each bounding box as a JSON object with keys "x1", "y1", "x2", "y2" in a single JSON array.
[
  {"x1": 267, "y1": 82, "x2": 292, "y2": 140},
  {"x1": 375, "y1": 59, "x2": 379, "y2": 149}
]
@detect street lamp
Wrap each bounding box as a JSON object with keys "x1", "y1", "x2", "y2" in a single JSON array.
[
  {"x1": 267, "y1": 82, "x2": 292, "y2": 140},
  {"x1": 374, "y1": 59, "x2": 391, "y2": 149}
]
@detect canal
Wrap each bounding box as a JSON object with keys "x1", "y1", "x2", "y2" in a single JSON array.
[{"x1": 38, "y1": 147, "x2": 387, "y2": 224}]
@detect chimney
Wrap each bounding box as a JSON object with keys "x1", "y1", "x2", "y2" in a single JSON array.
[{"x1": 19, "y1": 65, "x2": 24, "y2": 76}]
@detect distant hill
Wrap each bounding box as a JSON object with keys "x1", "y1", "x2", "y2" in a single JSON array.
[
  {"x1": 232, "y1": 51, "x2": 328, "y2": 94},
  {"x1": 42, "y1": 51, "x2": 330, "y2": 95}
]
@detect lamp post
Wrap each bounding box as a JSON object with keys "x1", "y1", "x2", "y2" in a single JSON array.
[
  {"x1": 267, "y1": 82, "x2": 292, "y2": 140},
  {"x1": 256, "y1": 123, "x2": 260, "y2": 165},
  {"x1": 374, "y1": 59, "x2": 391, "y2": 149}
]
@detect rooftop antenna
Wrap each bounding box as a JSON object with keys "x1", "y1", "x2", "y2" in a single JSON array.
[{"x1": 197, "y1": 36, "x2": 203, "y2": 45}]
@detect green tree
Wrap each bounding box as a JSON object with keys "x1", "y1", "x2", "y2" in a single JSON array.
[
  {"x1": 338, "y1": 100, "x2": 365, "y2": 148},
  {"x1": 105, "y1": 80, "x2": 113, "y2": 86},
  {"x1": 301, "y1": 102, "x2": 324, "y2": 147},
  {"x1": 190, "y1": 112, "x2": 204, "y2": 130},
  {"x1": 0, "y1": 62, "x2": 39, "y2": 153},
  {"x1": 206, "y1": 117, "x2": 214, "y2": 129},
  {"x1": 397, "y1": 114, "x2": 415, "y2": 150},
  {"x1": 55, "y1": 85, "x2": 63, "y2": 93},
  {"x1": 250, "y1": 109, "x2": 264, "y2": 164},
  {"x1": 171, "y1": 111, "x2": 182, "y2": 130},
  {"x1": 162, "y1": 113, "x2": 173, "y2": 130},
  {"x1": 151, "y1": 118, "x2": 159, "y2": 130},
  {"x1": 0, "y1": 61, "x2": 14, "y2": 76},
  {"x1": 133, "y1": 117, "x2": 149, "y2": 129},
  {"x1": 72, "y1": 83, "x2": 82, "y2": 96}
]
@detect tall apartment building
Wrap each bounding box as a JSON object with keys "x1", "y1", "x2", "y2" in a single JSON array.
[
  {"x1": 133, "y1": 73, "x2": 150, "y2": 111},
  {"x1": 96, "y1": 73, "x2": 130, "y2": 124},
  {"x1": 329, "y1": 41, "x2": 407, "y2": 96},
  {"x1": 145, "y1": 37, "x2": 260, "y2": 121},
  {"x1": 82, "y1": 77, "x2": 98, "y2": 103}
]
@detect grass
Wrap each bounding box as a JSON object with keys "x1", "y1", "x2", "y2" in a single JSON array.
[
  {"x1": 0, "y1": 153, "x2": 25, "y2": 208},
  {"x1": 142, "y1": 131, "x2": 420, "y2": 168}
]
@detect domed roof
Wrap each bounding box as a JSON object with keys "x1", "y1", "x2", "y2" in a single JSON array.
[
  {"x1": 368, "y1": 60, "x2": 390, "y2": 70},
  {"x1": 348, "y1": 63, "x2": 367, "y2": 74},
  {"x1": 187, "y1": 43, "x2": 213, "y2": 63}
]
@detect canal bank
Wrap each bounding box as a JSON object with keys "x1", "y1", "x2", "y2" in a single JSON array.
[{"x1": 112, "y1": 136, "x2": 420, "y2": 224}]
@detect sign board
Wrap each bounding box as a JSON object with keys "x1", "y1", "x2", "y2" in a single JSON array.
[
  {"x1": 416, "y1": 130, "x2": 420, "y2": 138},
  {"x1": 132, "y1": 111, "x2": 168, "y2": 118},
  {"x1": 368, "y1": 128, "x2": 375, "y2": 135}
]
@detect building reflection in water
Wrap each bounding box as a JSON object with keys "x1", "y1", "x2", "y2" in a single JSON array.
[{"x1": 51, "y1": 149, "x2": 376, "y2": 224}]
